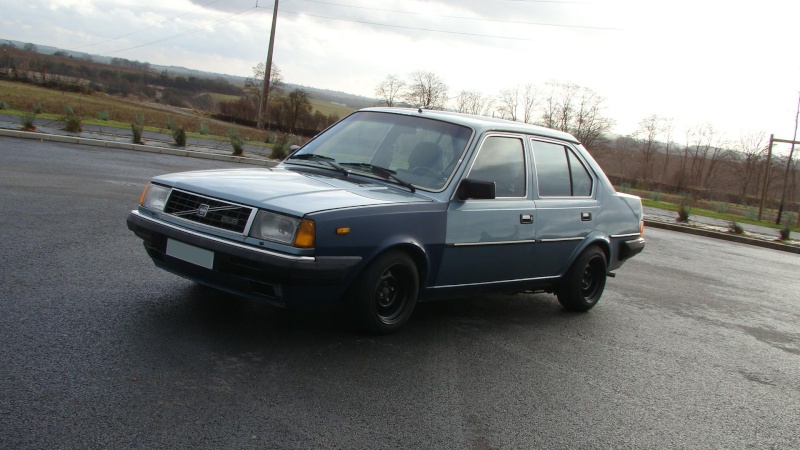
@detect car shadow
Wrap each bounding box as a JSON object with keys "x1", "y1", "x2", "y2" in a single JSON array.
[{"x1": 137, "y1": 283, "x2": 580, "y2": 338}]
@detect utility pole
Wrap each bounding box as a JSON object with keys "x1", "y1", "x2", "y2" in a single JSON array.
[
  {"x1": 776, "y1": 92, "x2": 800, "y2": 224},
  {"x1": 757, "y1": 134, "x2": 774, "y2": 222},
  {"x1": 256, "y1": 0, "x2": 279, "y2": 130}
]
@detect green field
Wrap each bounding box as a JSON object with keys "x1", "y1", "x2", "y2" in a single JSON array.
[
  {"x1": 309, "y1": 98, "x2": 355, "y2": 118},
  {"x1": 0, "y1": 80, "x2": 350, "y2": 143}
]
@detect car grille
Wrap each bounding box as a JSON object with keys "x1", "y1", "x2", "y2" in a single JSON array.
[{"x1": 164, "y1": 189, "x2": 254, "y2": 234}]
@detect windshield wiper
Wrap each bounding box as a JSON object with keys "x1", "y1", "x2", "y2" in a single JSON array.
[
  {"x1": 340, "y1": 163, "x2": 415, "y2": 193},
  {"x1": 287, "y1": 154, "x2": 348, "y2": 177}
]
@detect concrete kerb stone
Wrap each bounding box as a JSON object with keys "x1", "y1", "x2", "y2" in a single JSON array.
[
  {"x1": 2, "y1": 127, "x2": 796, "y2": 253},
  {"x1": 0, "y1": 127, "x2": 275, "y2": 167},
  {"x1": 645, "y1": 219, "x2": 800, "y2": 254}
]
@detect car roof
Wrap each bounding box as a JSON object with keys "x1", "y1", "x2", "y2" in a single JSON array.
[{"x1": 360, "y1": 107, "x2": 581, "y2": 145}]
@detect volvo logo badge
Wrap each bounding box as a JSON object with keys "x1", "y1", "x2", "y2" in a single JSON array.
[{"x1": 197, "y1": 204, "x2": 210, "y2": 217}]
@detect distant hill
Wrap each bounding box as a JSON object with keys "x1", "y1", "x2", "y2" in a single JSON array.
[{"x1": 2, "y1": 38, "x2": 377, "y2": 109}]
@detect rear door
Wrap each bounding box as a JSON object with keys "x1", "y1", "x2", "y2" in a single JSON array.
[{"x1": 530, "y1": 139, "x2": 598, "y2": 277}]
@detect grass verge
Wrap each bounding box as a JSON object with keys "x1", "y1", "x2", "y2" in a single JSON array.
[{"x1": 642, "y1": 199, "x2": 800, "y2": 233}]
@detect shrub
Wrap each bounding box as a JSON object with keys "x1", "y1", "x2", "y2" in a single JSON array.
[
  {"x1": 676, "y1": 194, "x2": 693, "y2": 223},
  {"x1": 265, "y1": 131, "x2": 277, "y2": 144},
  {"x1": 227, "y1": 126, "x2": 244, "y2": 156},
  {"x1": 131, "y1": 113, "x2": 145, "y2": 144},
  {"x1": 714, "y1": 204, "x2": 728, "y2": 214},
  {"x1": 676, "y1": 205, "x2": 691, "y2": 223},
  {"x1": 778, "y1": 226, "x2": 791, "y2": 241},
  {"x1": 745, "y1": 210, "x2": 756, "y2": 220},
  {"x1": 20, "y1": 111, "x2": 36, "y2": 130},
  {"x1": 651, "y1": 191, "x2": 661, "y2": 202},
  {"x1": 0, "y1": 100, "x2": 10, "y2": 110},
  {"x1": 271, "y1": 133, "x2": 300, "y2": 160},
  {"x1": 728, "y1": 221, "x2": 743, "y2": 234},
  {"x1": 619, "y1": 183, "x2": 631, "y2": 193},
  {"x1": 96, "y1": 111, "x2": 110, "y2": 121},
  {"x1": 171, "y1": 126, "x2": 187, "y2": 146},
  {"x1": 33, "y1": 102, "x2": 42, "y2": 114},
  {"x1": 198, "y1": 123, "x2": 209, "y2": 135},
  {"x1": 166, "y1": 117, "x2": 177, "y2": 130},
  {"x1": 63, "y1": 105, "x2": 82, "y2": 132}
]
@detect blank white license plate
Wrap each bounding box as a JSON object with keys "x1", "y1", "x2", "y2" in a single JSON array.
[{"x1": 166, "y1": 239, "x2": 214, "y2": 269}]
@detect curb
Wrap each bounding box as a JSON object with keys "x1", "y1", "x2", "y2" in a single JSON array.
[
  {"x1": 0, "y1": 128, "x2": 277, "y2": 167},
  {"x1": 3, "y1": 127, "x2": 797, "y2": 254},
  {"x1": 645, "y1": 219, "x2": 800, "y2": 254}
]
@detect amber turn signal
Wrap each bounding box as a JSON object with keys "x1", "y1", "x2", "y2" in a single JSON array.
[{"x1": 293, "y1": 219, "x2": 316, "y2": 248}]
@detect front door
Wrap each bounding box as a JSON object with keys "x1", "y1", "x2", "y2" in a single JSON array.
[{"x1": 436, "y1": 135, "x2": 536, "y2": 287}]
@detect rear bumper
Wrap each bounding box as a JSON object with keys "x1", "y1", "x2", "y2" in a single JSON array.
[
  {"x1": 620, "y1": 237, "x2": 646, "y2": 260},
  {"x1": 127, "y1": 210, "x2": 361, "y2": 305}
]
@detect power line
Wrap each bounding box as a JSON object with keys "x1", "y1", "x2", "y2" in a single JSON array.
[
  {"x1": 105, "y1": 6, "x2": 264, "y2": 55},
  {"x1": 74, "y1": 0, "x2": 225, "y2": 50},
  {"x1": 282, "y1": 0, "x2": 621, "y2": 32},
  {"x1": 278, "y1": 8, "x2": 614, "y2": 42}
]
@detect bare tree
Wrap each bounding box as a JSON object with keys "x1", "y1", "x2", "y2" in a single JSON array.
[
  {"x1": 247, "y1": 62, "x2": 282, "y2": 126},
  {"x1": 675, "y1": 128, "x2": 693, "y2": 189},
  {"x1": 404, "y1": 71, "x2": 448, "y2": 109},
  {"x1": 454, "y1": 90, "x2": 493, "y2": 116},
  {"x1": 703, "y1": 142, "x2": 731, "y2": 190},
  {"x1": 496, "y1": 86, "x2": 520, "y2": 121},
  {"x1": 660, "y1": 118, "x2": 675, "y2": 184},
  {"x1": 571, "y1": 86, "x2": 614, "y2": 151},
  {"x1": 732, "y1": 132, "x2": 767, "y2": 203},
  {"x1": 610, "y1": 135, "x2": 639, "y2": 180},
  {"x1": 521, "y1": 83, "x2": 539, "y2": 124},
  {"x1": 634, "y1": 115, "x2": 663, "y2": 184},
  {"x1": 539, "y1": 81, "x2": 613, "y2": 151},
  {"x1": 375, "y1": 74, "x2": 405, "y2": 107},
  {"x1": 687, "y1": 123, "x2": 715, "y2": 187},
  {"x1": 284, "y1": 88, "x2": 312, "y2": 134}
]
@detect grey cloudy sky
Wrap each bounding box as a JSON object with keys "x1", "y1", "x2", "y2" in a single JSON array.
[{"x1": 4, "y1": 0, "x2": 800, "y2": 147}]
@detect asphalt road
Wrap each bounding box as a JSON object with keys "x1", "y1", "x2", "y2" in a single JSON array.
[{"x1": 2, "y1": 137, "x2": 799, "y2": 449}]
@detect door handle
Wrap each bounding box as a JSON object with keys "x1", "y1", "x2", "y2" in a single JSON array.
[
  {"x1": 581, "y1": 212, "x2": 592, "y2": 221},
  {"x1": 520, "y1": 214, "x2": 534, "y2": 224}
]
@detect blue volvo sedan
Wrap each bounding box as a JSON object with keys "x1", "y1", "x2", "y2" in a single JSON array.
[{"x1": 127, "y1": 108, "x2": 644, "y2": 333}]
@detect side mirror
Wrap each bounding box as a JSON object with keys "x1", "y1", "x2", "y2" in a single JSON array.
[
  {"x1": 457, "y1": 178, "x2": 496, "y2": 200},
  {"x1": 287, "y1": 144, "x2": 302, "y2": 158}
]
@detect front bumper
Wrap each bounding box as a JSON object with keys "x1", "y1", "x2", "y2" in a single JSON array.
[{"x1": 127, "y1": 210, "x2": 361, "y2": 304}]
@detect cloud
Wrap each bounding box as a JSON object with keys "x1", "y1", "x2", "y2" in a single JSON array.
[{"x1": 3, "y1": 0, "x2": 800, "y2": 139}]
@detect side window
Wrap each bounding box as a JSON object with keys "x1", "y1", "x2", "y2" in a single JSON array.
[
  {"x1": 531, "y1": 140, "x2": 593, "y2": 197},
  {"x1": 467, "y1": 136, "x2": 526, "y2": 198}
]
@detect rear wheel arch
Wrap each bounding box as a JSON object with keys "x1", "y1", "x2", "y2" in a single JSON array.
[{"x1": 557, "y1": 243, "x2": 608, "y2": 312}]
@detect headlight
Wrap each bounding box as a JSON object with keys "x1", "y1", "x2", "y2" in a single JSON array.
[
  {"x1": 139, "y1": 183, "x2": 171, "y2": 211},
  {"x1": 249, "y1": 211, "x2": 315, "y2": 248}
]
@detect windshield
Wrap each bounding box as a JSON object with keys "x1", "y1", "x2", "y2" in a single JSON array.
[{"x1": 287, "y1": 111, "x2": 473, "y2": 191}]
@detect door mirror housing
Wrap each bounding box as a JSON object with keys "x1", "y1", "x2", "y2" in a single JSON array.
[{"x1": 457, "y1": 178, "x2": 496, "y2": 200}]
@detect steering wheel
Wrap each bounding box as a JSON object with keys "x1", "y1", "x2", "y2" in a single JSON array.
[{"x1": 410, "y1": 166, "x2": 440, "y2": 178}]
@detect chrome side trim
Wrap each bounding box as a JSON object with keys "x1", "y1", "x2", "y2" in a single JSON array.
[
  {"x1": 433, "y1": 275, "x2": 560, "y2": 290},
  {"x1": 450, "y1": 239, "x2": 537, "y2": 247},
  {"x1": 131, "y1": 210, "x2": 315, "y2": 263},
  {"x1": 538, "y1": 237, "x2": 584, "y2": 243}
]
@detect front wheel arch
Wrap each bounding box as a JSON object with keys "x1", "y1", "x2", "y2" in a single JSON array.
[{"x1": 344, "y1": 248, "x2": 422, "y2": 334}]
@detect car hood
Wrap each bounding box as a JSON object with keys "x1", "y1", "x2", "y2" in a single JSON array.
[{"x1": 153, "y1": 167, "x2": 434, "y2": 216}]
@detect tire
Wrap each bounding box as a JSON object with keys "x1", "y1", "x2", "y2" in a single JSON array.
[
  {"x1": 556, "y1": 246, "x2": 607, "y2": 312},
  {"x1": 346, "y1": 250, "x2": 419, "y2": 334}
]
